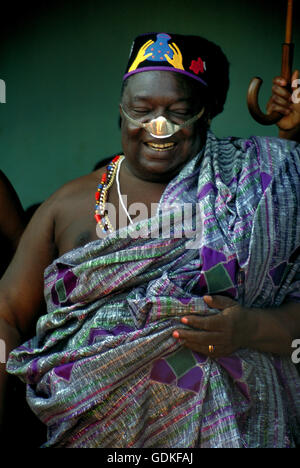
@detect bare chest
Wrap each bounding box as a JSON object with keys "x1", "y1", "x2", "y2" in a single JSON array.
[{"x1": 54, "y1": 174, "x2": 166, "y2": 257}]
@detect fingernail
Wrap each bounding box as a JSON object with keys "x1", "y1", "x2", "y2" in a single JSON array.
[
  {"x1": 204, "y1": 295, "x2": 212, "y2": 301},
  {"x1": 181, "y1": 317, "x2": 188, "y2": 324},
  {"x1": 173, "y1": 331, "x2": 180, "y2": 339}
]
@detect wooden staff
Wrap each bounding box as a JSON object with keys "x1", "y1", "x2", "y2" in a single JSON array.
[{"x1": 247, "y1": 0, "x2": 294, "y2": 125}]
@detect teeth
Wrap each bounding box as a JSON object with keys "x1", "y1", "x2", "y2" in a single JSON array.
[{"x1": 146, "y1": 142, "x2": 175, "y2": 151}]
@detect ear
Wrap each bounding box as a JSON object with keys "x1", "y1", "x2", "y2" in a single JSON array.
[
  {"x1": 119, "y1": 104, "x2": 124, "y2": 129},
  {"x1": 203, "y1": 107, "x2": 212, "y2": 128},
  {"x1": 198, "y1": 108, "x2": 211, "y2": 129}
]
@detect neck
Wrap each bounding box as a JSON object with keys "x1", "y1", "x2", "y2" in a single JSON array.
[{"x1": 122, "y1": 159, "x2": 171, "y2": 186}]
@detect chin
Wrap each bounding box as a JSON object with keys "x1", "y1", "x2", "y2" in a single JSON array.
[{"x1": 138, "y1": 158, "x2": 187, "y2": 182}]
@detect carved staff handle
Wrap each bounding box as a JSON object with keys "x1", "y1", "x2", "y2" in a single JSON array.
[{"x1": 247, "y1": 0, "x2": 294, "y2": 125}]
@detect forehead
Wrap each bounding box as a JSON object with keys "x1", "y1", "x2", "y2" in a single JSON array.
[{"x1": 122, "y1": 71, "x2": 203, "y2": 102}]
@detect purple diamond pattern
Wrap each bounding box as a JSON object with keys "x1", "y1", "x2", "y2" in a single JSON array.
[
  {"x1": 88, "y1": 324, "x2": 135, "y2": 345},
  {"x1": 54, "y1": 362, "x2": 75, "y2": 382}
]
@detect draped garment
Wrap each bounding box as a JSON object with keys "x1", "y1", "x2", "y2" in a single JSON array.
[{"x1": 7, "y1": 131, "x2": 300, "y2": 447}]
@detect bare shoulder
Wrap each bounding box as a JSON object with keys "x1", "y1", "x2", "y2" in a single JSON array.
[
  {"x1": 37, "y1": 170, "x2": 102, "y2": 217},
  {"x1": 51, "y1": 171, "x2": 101, "y2": 201},
  {"x1": 58, "y1": 153, "x2": 120, "y2": 201}
]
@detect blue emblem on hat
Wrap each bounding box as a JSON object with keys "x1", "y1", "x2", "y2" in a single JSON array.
[{"x1": 144, "y1": 33, "x2": 174, "y2": 62}]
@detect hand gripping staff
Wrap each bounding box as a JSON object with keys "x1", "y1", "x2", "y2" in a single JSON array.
[{"x1": 247, "y1": 0, "x2": 294, "y2": 125}]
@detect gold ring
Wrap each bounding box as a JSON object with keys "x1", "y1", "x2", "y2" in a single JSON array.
[{"x1": 208, "y1": 345, "x2": 215, "y2": 353}]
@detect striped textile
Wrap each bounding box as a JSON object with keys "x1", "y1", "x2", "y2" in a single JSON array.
[{"x1": 7, "y1": 131, "x2": 300, "y2": 447}]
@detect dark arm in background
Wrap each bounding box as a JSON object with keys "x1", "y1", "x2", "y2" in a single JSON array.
[
  {"x1": 0, "y1": 171, "x2": 25, "y2": 277},
  {"x1": 267, "y1": 70, "x2": 300, "y2": 143}
]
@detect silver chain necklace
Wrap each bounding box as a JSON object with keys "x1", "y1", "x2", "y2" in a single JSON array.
[{"x1": 116, "y1": 157, "x2": 134, "y2": 225}]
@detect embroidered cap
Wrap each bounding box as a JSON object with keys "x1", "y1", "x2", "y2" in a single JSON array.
[
  {"x1": 125, "y1": 32, "x2": 224, "y2": 84},
  {"x1": 123, "y1": 32, "x2": 230, "y2": 117}
]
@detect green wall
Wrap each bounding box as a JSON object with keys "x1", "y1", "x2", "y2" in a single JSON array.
[{"x1": 1, "y1": 0, "x2": 299, "y2": 209}]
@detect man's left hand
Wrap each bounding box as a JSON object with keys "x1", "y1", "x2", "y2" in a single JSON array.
[{"x1": 172, "y1": 295, "x2": 252, "y2": 358}]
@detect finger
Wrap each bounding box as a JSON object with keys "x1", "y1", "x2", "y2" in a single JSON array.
[
  {"x1": 268, "y1": 103, "x2": 291, "y2": 116},
  {"x1": 271, "y1": 95, "x2": 292, "y2": 112},
  {"x1": 272, "y1": 83, "x2": 292, "y2": 100},
  {"x1": 173, "y1": 330, "x2": 230, "y2": 357},
  {"x1": 203, "y1": 295, "x2": 237, "y2": 310},
  {"x1": 271, "y1": 94, "x2": 290, "y2": 106},
  {"x1": 171, "y1": 42, "x2": 180, "y2": 55},
  {"x1": 273, "y1": 76, "x2": 287, "y2": 87},
  {"x1": 180, "y1": 313, "x2": 223, "y2": 331},
  {"x1": 168, "y1": 44, "x2": 176, "y2": 55},
  {"x1": 144, "y1": 53, "x2": 154, "y2": 60},
  {"x1": 267, "y1": 96, "x2": 291, "y2": 115},
  {"x1": 183, "y1": 340, "x2": 231, "y2": 357},
  {"x1": 164, "y1": 54, "x2": 172, "y2": 64},
  {"x1": 144, "y1": 40, "x2": 154, "y2": 48},
  {"x1": 142, "y1": 40, "x2": 154, "y2": 51},
  {"x1": 173, "y1": 329, "x2": 221, "y2": 345},
  {"x1": 172, "y1": 43, "x2": 182, "y2": 59},
  {"x1": 169, "y1": 43, "x2": 179, "y2": 56}
]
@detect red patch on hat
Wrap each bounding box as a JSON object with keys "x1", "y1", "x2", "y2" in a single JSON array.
[{"x1": 189, "y1": 57, "x2": 205, "y2": 75}]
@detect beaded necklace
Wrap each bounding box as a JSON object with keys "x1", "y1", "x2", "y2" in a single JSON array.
[{"x1": 94, "y1": 155, "x2": 124, "y2": 233}]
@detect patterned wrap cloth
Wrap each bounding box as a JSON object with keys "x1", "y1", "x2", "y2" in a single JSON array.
[{"x1": 7, "y1": 131, "x2": 300, "y2": 448}]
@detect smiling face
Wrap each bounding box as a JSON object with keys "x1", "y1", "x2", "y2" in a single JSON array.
[{"x1": 120, "y1": 71, "x2": 208, "y2": 183}]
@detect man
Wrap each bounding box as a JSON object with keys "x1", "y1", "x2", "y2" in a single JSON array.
[{"x1": 1, "y1": 33, "x2": 300, "y2": 447}]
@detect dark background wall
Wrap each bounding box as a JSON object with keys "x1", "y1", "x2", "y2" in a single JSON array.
[{"x1": 1, "y1": 0, "x2": 299, "y2": 209}]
